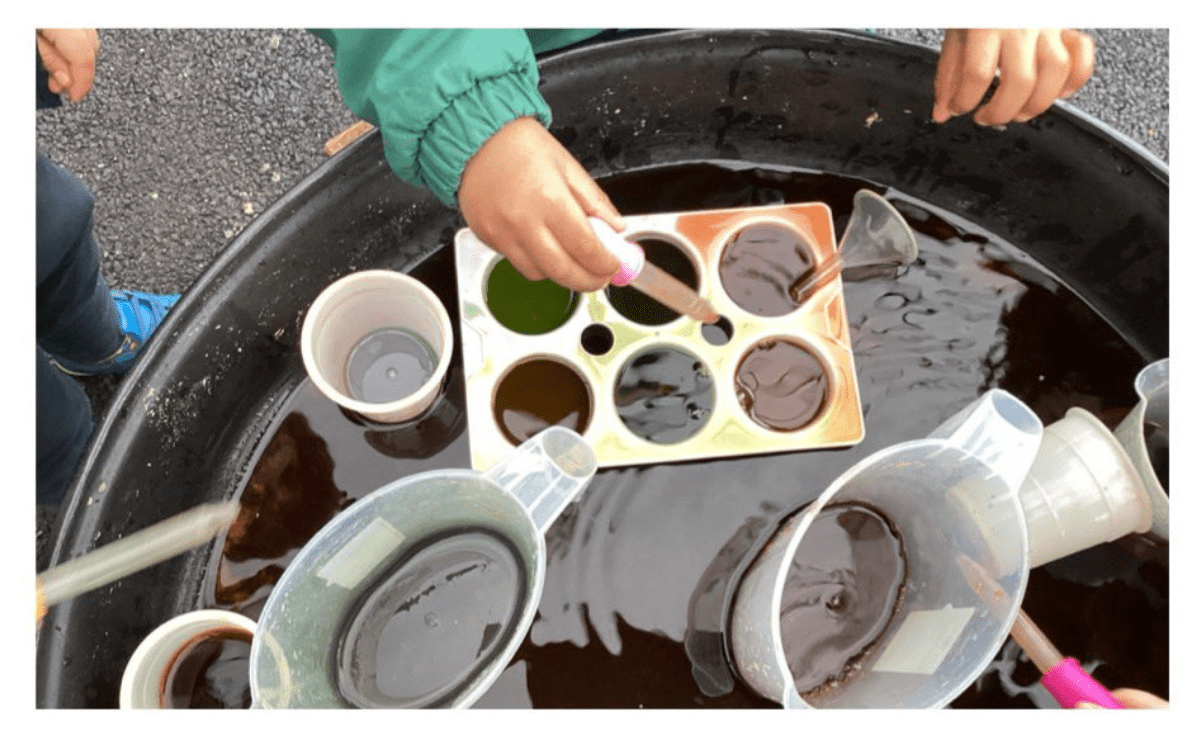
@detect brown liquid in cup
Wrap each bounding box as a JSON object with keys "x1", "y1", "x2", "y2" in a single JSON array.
[{"x1": 161, "y1": 627, "x2": 253, "y2": 709}]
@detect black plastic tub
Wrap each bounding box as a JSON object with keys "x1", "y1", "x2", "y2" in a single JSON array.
[{"x1": 37, "y1": 30, "x2": 1167, "y2": 708}]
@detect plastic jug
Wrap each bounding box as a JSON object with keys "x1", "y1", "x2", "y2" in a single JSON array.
[
  {"x1": 247, "y1": 426, "x2": 597, "y2": 708},
  {"x1": 729, "y1": 389, "x2": 1043, "y2": 708},
  {"x1": 1114, "y1": 358, "x2": 1168, "y2": 539}
]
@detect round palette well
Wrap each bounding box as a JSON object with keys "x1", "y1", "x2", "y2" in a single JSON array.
[
  {"x1": 734, "y1": 337, "x2": 830, "y2": 432},
  {"x1": 718, "y1": 220, "x2": 818, "y2": 318},
  {"x1": 485, "y1": 258, "x2": 580, "y2": 335},
  {"x1": 492, "y1": 356, "x2": 593, "y2": 446},
  {"x1": 606, "y1": 234, "x2": 702, "y2": 326}
]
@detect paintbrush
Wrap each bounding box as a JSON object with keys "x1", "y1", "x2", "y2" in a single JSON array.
[
  {"x1": 956, "y1": 554, "x2": 1124, "y2": 709},
  {"x1": 589, "y1": 217, "x2": 721, "y2": 324},
  {"x1": 36, "y1": 501, "x2": 241, "y2": 621}
]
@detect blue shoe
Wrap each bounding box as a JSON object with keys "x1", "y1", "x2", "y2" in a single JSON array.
[{"x1": 51, "y1": 290, "x2": 180, "y2": 376}]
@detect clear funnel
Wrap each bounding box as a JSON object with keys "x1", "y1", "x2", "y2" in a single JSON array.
[{"x1": 789, "y1": 190, "x2": 919, "y2": 304}]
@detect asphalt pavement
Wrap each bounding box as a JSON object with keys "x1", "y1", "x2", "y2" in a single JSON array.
[{"x1": 33, "y1": 28, "x2": 1169, "y2": 567}]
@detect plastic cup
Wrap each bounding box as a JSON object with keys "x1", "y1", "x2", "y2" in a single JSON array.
[
  {"x1": 120, "y1": 609, "x2": 257, "y2": 709},
  {"x1": 301, "y1": 270, "x2": 453, "y2": 424},
  {"x1": 1018, "y1": 408, "x2": 1152, "y2": 568}
]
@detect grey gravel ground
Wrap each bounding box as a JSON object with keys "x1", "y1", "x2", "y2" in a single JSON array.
[{"x1": 34, "y1": 28, "x2": 1168, "y2": 568}]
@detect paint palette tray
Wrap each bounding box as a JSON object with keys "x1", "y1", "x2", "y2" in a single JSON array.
[{"x1": 453, "y1": 202, "x2": 865, "y2": 472}]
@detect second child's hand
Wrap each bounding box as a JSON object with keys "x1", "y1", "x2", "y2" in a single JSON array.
[
  {"x1": 37, "y1": 29, "x2": 102, "y2": 102},
  {"x1": 932, "y1": 29, "x2": 1094, "y2": 126}
]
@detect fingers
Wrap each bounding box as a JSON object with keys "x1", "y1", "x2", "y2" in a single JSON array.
[
  {"x1": 530, "y1": 219, "x2": 614, "y2": 292},
  {"x1": 976, "y1": 30, "x2": 1070, "y2": 125},
  {"x1": 946, "y1": 29, "x2": 1003, "y2": 122},
  {"x1": 972, "y1": 30, "x2": 1037, "y2": 125},
  {"x1": 36, "y1": 35, "x2": 72, "y2": 94},
  {"x1": 559, "y1": 159, "x2": 624, "y2": 276},
  {"x1": 37, "y1": 29, "x2": 100, "y2": 101},
  {"x1": 1060, "y1": 29, "x2": 1095, "y2": 97},
  {"x1": 1013, "y1": 32, "x2": 1072, "y2": 122},
  {"x1": 932, "y1": 29, "x2": 966, "y2": 123},
  {"x1": 1110, "y1": 688, "x2": 1169, "y2": 708},
  {"x1": 933, "y1": 29, "x2": 1095, "y2": 126}
]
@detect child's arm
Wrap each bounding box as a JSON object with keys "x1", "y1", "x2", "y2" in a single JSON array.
[
  {"x1": 932, "y1": 29, "x2": 1094, "y2": 126},
  {"x1": 312, "y1": 29, "x2": 621, "y2": 292}
]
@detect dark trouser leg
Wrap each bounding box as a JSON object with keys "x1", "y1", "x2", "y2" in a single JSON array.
[
  {"x1": 36, "y1": 153, "x2": 119, "y2": 504},
  {"x1": 36, "y1": 349, "x2": 95, "y2": 505},
  {"x1": 36, "y1": 153, "x2": 122, "y2": 362}
]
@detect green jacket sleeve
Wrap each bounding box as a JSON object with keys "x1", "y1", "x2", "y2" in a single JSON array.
[{"x1": 311, "y1": 29, "x2": 552, "y2": 207}]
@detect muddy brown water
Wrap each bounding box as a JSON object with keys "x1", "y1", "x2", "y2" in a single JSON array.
[
  {"x1": 162, "y1": 628, "x2": 254, "y2": 709},
  {"x1": 200, "y1": 161, "x2": 1166, "y2": 708},
  {"x1": 778, "y1": 502, "x2": 908, "y2": 700},
  {"x1": 334, "y1": 526, "x2": 527, "y2": 708}
]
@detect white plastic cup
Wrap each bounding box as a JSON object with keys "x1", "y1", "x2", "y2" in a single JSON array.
[
  {"x1": 1018, "y1": 408, "x2": 1152, "y2": 568},
  {"x1": 120, "y1": 609, "x2": 257, "y2": 709},
  {"x1": 301, "y1": 270, "x2": 453, "y2": 424}
]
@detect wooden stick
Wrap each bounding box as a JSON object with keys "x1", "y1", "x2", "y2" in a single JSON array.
[{"x1": 324, "y1": 120, "x2": 375, "y2": 157}]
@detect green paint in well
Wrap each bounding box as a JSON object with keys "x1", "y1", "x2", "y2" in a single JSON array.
[{"x1": 485, "y1": 259, "x2": 579, "y2": 335}]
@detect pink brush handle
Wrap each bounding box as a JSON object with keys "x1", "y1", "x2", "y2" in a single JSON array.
[
  {"x1": 588, "y1": 217, "x2": 644, "y2": 286},
  {"x1": 1042, "y1": 658, "x2": 1124, "y2": 709}
]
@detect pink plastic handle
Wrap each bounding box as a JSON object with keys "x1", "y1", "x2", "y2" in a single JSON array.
[
  {"x1": 588, "y1": 216, "x2": 644, "y2": 286},
  {"x1": 609, "y1": 248, "x2": 643, "y2": 287},
  {"x1": 1041, "y1": 658, "x2": 1124, "y2": 709}
]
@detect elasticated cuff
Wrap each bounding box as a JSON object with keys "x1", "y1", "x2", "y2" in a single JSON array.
[{"x1": 402, "y1": 64, "x2": 552, "y2": 207}]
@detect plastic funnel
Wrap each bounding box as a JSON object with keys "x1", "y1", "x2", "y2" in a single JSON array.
[
  {"x1": 789, "y1": 189, "x2": 919, "y2": 303},
  {"x1": 1018, "y1": 408, "x2": 1152, "y2": 568}
]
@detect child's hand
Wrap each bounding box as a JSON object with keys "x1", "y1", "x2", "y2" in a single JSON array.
[
  {"x1": 932, "y1": 29, "x2": 1094, "y2": 126},
  {"x1": 458, "y1": 116, "x2": 625, "y2": 292},
  {"x1": 37, "y1": 29, "x2": 101, "y2": 102}
]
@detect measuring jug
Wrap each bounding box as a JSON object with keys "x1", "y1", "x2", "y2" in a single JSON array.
[
  {"x1": 247, "y1": 426, "x2": 597, "y2": 708},
  {"x1": 1114, "y1": 358, "x2": 1169, "y2": 539},
  {"x1": 729, "y1": 390, "x2": 1043, "y2": 708}
]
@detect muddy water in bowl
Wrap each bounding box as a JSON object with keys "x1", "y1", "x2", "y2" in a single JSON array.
[
  {"x1": 779, "y1": 503, "x2": 908, "y2": 698},
  {"x1": 163, "y1": 628, "x2": 254, "y2": 708},
  {"x1": 201, "y1": 161, "x2": 1165, "y2": 708},
  {"x1": 334, "y1": 526, "x2": 528, "y2": 707}
]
